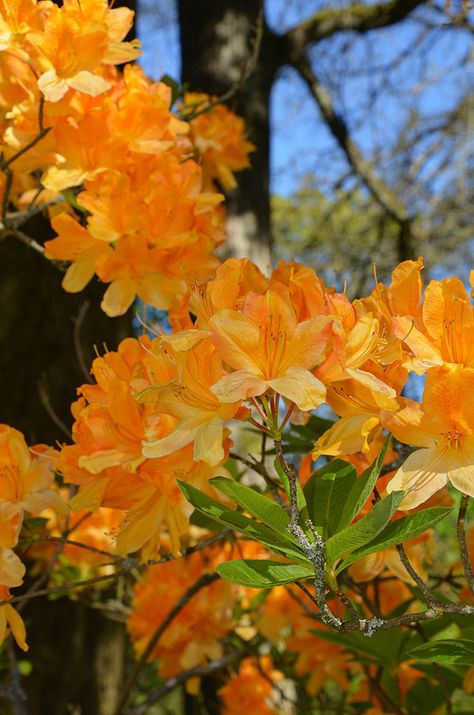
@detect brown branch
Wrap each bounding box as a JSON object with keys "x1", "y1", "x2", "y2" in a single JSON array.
[
  {"x1": 0, "y1": 569, "x2": 128, "y2": 607},
  {"x1": 395, "y1": 543, "x2": 440, "y2": 607},
  {"x1": 292, "y1": 54, "x2": 422, "y2": 260},
  {"x1": 127, "y1": 647, "x2": 241, "y2": 715},
  {"x1": 113, "y1": 572, "x2": 219, "y2": 715},
  {"x1": 37, "y1": 374, "x2": 72, "y2": 438},
  {"x1": 457, "y1": 493, "x2": 474, "y2": 598},
  {"x1": 282, "y1": 0, "x2": 426, "y2": 54}
]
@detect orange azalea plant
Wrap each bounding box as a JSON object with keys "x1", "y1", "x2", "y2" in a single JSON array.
[{"x1": 1, "y1": 2, "x2": 474, "y2": 714}]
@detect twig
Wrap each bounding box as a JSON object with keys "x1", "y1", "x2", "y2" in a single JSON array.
[
  {"x1": 126, "y1": 647, "x2": 241, "y2": 714},
  {"x1": 274, "y1": 439, "x2": 343, "y2": 629},
  {"x1": 363, "y1": 664, "x2": 407, "y2": 715},
  {"x1": 73, "y1": 300, "x2": 94, "y2": 383},
  {"x1": 0, "y1": 227, "x2": 45, "y2": 255},
  {"x1": 395, "y1": 543, "x2": 440, "y2": 607},
  {"x1": 113, "y1": 572, "x2": 219, "y2": 715},
  {"x1": 37, "y1": 374, "x2": 72, "y2": 438},
  {"x1": 0, "y1": 569, "x2": 128, "y2": 607},
  {"x1": 457, "y1": 493, "x2": 474, "y2": 598}
]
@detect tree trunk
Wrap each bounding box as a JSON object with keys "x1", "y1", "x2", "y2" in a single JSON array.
[{"x1": 178, "y1": 0, "x2": 280, "y2": 271}]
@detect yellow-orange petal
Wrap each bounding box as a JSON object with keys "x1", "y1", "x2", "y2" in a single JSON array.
[
  {"x1": 67, "y1": 71, "x2": 111, "y2": 97},
  {"x1": 313, "y1": 414, "x2": 380, "y2": 459},
  {"x1": 194, "y1": 416, "x2": 224, "y2": 466},
  {"x1": 268, "y1": 367, "x2": 326, "y2": 412},
  {"x1": 37, "y1": 70, "x2": 69, "y2": 102},
  {"x1": 210, "y1": 369, "x2": 267, "y2": 403},
  {"x1": 0, "y1": 604, "x2": 28, "y2": 652},
  {"x1": 62, "y1": 260, "x2": 96, "y2": 293},
  {"x1": 0, "y1": 547, "x2": 25, "y2": 588},
  {"x1": 386, "y1": 447, "x2": 451, "y2": 509},
  {"x1": 101, "y1": 279, "x2": 136, "y2": 317},
  {"x1": 69, "y1": 477, "x2": 109, "y2": 512}
]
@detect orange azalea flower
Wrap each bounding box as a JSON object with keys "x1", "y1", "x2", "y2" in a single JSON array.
[
  {"x1": 393, "y1": 275, "x2": 474, "y2": 372},
  {"x1": 0, "y1": 425, "x2": 64, "y2": 517},
  {"x1": 313, "y1": 362, "x2": 404, "y2": 459},
  {"x1": 183, "y1": 92, "x2": 255, "y2": 191},
  {"x1": 218, "y1": 657, "x2": 282, "y2": 715},
  {"x1": 46, "y1": 154, "x2": 224, "y2": 317},
  {"x1": 142, "y1": 338, "x2": 240, "y2": 467},
  {"x1": 27, "y1": 0, "x2": 141, "y2": 102},
  {"x1": 127, "y1": 550, "x2": 236, "y2": 689},
  {"x1": 30, "y1": 501, "x2": 123, "y2": 577},
  {"x1": 209, "y1": 283, "x2": 332, "y2": 411},
  {"x1": 385, "y1": 364, "x2": 474, "y2": 509},
  {"x1": 58, "y1": 337, "x2": 231, "y2": 558},
  {"x1": 0, "y1": 585, "x2": 28, "y2": 652}
]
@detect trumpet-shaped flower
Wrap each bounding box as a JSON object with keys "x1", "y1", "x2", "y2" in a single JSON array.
[
  {"x1": 142, "y1": 339, "x2": 240, "y2": 466},
  {"x1": 209, "y1": 284, "x2": 331, "y2": 411},
  {"x1": 385, "y1": 364, "x2": 474, "y2": 509},
  {"x1": 27, "y1": 0, "x2": 141, "y2": 102}
]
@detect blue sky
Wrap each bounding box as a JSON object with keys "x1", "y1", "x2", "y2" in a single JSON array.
[{"x1": 137, "y1": 1, "x2": 472, "y2": 198}]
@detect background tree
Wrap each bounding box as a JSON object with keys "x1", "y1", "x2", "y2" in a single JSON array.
[{"x1": 174, "y1": 0, "x2": 472, "y2": 276}]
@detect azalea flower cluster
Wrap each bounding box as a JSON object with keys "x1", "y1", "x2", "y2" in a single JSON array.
[
  {"x1": 0, "y1": 425, "x2": 63, "y2": 651},
  {"x1": 0, "y1": 1, "x2": 253, "y2": 316},
  {"x1": 52, "y1": 256, "x2": 474, "y2": 570}
]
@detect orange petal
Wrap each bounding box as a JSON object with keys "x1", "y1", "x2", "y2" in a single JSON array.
[
  {"x1": 268, "y1": 367, "x2": 326, "y2": 412},
  {"x1": 386, "y1": 447, "x2": 451, "y2": 509}
]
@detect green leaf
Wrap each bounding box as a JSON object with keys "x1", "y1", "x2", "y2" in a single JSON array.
[
  {"x1": 61, "y1": 189, "x2": 88, "y2": 214},
  {"x1": 312, "y1": 626, "x2": 409, "y2": 666},
  {"x1": 336, "y1": 507, "x2": 452, "y2": 574},
  {"x1": 209, "y1": 477, "x2": 290, "y2": 534},
  {"x1": 338, "y1": 434, "x2": 392, "y2": 529},
  {"x1": 326, "y1": 490, "x2": 404, "y2": 566},
  {"x1": 189, "y1": 509, "x2": 223, "y2": 532},
  {"x1": 303, "y1": 460, "x2": 357, "y2": 539},
  {"x1": 178, "y1": 481, "x2": 307, "y2": 563},
  {"x1": 409, "y1": 639, "x2": 474, "y2": 666},
  {"x1": 216, "y1": 559, "x2": 313, "y2": 588},
  {"x1": 159, "y1": 74, "x2": 182, "y2": 104}
]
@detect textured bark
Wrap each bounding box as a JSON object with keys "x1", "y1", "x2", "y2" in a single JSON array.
[
  {"x1": 0, "y1": 225, "x2": 131, "y2": 445},
  {"x1": 21, "y1": 596, "x2": 127, "y2": 715},
  {"x1": 178, "y1": 0, "x2": 282, "y2": 272}
]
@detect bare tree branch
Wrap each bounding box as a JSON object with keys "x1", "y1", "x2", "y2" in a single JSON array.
[
  {"x1": 293, "y1": 53, "x2": 422, "y2": 260},
  {"x1": 282, "y1": 0, "x2": 426, "y2": 55}
]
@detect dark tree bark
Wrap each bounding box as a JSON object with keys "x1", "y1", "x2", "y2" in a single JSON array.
[
  {"x1": 178, "y1": 0, "x2": 426, "y2": 268},
  {"x1": 178, "y1": 0, "x2": 283, "y2": 271}
]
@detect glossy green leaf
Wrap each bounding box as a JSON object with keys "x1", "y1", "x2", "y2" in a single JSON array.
[
  {"x1": 336, "y1": 507, "x2": 452, "y2": 574},
  {"x1": 409, "y1": 639, "x2": 474, "y2": 666},
  {"x1": 326, "y1": 490, "x2": 404, "y2": 565},
  {"x1": 178, "y1": 481, "x2": 306, "y2": 563},
  {"x1": 209, "y1": 477, "x2": 290, "y2": 534},
  {"x1": 303, "y1": 459, "x2": 357, "y2": 539},
  {"x1": 338, "y1": 434, "x2": 392, "y2": 530},
  {"x1": 216, "y1": 559, "x2": 313, "y2": 588}
]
